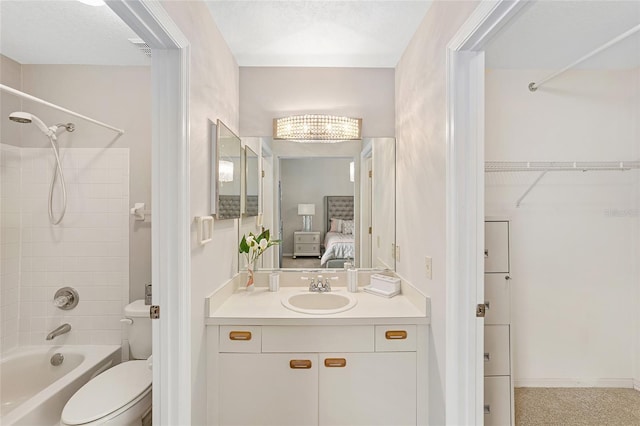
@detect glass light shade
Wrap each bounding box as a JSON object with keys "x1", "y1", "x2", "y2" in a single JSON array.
[
  {"x1": 273, "y1": 115, "x2": 362, "y2": 141},
  {"x1": 77, "y1": 0, "x2": 106, "y2": 5},
  {"x1": 219, "y1": 160, "x2": 234, "y2": 182}
]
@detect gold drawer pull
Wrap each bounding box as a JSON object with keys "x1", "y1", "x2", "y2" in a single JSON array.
[
  {"x1": 229, "y1": 331, "x2": 252, "y2": 341},
  {"x1": 324, "y1": 358, "x2": 347, "y2": 368},
  {"x1": 290, "y1": 359, "x2": 312, "y2": 369},
  {"x1": 385, "y1": 330, "x2": 407, "y2": 340}
]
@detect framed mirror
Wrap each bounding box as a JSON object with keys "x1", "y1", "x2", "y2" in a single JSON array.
[
  {"x1": 244, "y1": 146, "x2": 259, "y2": 217},
  {"x1": 246, "y1": 137, "x2": 395, "y2": 271},
  {"x1": 211, "y1": 119, "x2": 242, "y2": 219}
]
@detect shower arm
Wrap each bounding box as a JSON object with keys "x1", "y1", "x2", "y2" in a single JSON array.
[{"x1": 0, "y1": 84, "x2": 124, "y2": 139}]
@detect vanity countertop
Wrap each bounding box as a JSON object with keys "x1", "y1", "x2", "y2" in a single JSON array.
[{"x1": 206, "y1": 282, "x2": 430, "y2": 326}]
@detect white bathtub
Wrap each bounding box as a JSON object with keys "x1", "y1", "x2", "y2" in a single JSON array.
[{"x1": 0, "y1": 345, "x2": 121, "y2": 426}]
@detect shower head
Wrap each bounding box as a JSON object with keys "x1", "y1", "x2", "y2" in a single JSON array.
[
  {"x1": 9, "y1": 111, "x2": 54, "y2": 137},
  {"x1": 8, "y1": 111, "x2": 31, "y2": 123}
]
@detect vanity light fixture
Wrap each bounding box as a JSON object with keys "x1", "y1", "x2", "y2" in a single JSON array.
[
  {"x1": 273, "y1": 115, "x2": 362, "y2": 142},
  {"x1": 219, "y1": 160, "x2": 234, "y2": 182}
]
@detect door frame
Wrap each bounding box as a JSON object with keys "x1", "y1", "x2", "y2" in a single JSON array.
[
  {"x1": 445, "y1": 1, "x2": 527, "y2": 424},
  {"x1": 107, "y1": 2, "x2": 191, "y2": 424}
]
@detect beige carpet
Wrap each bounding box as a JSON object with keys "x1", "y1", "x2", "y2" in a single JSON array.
[
  {"x1": 516, "y1": 387, "x2": 640, "y2": 425},
  {"x1": 281, "y1": 256, "x2": 321, "y2": 268}
]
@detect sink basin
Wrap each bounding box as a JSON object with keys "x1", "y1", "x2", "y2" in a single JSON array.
[{"x1": 282, "y1": 291, "x2": 357, "y2": 315}]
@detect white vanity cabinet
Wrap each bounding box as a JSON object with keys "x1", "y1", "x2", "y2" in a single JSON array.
[
  {"x1": 484, "y1": 220, "x2": 514, "y2": 426},
  {"x1": 208, "y1": 324, "x2": 426, "y2": 426}
]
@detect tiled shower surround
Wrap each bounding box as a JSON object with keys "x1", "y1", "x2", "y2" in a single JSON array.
[{"x1": 0, "y1": 145, "x2": 129, "y2": 352}]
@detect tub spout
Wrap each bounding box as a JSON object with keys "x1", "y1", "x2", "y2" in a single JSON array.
[{"x1": 46, "y1": 323, "x2": 71, "y2": 340}]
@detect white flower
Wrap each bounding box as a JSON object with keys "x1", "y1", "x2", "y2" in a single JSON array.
[{"x1": 259, "y1": 239, "x2": 268, "y2": 250}]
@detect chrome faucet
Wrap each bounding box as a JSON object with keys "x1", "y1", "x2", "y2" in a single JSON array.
[
  {"x1": 46, "y1": 323, "x2": 71, "y2": 341},
  {"x1": 311, "y1": 275, "x2": 332, "y2": 293}
]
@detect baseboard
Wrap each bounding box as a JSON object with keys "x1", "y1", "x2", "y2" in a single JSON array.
[
  {"x1": 634, "y1": 379, "x2": 640, "y2": 391},
  {"x1": 514, "y1": 378, "x2": 635, "y2": 388}
]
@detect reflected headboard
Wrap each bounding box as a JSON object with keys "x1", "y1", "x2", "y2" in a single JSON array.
[{"x1": 325, "y1": 196, "x2": 354, "y2": 232}]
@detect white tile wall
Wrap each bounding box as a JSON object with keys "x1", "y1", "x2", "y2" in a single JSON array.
[
  {"x1": 1, "y1": 144, "x2": 22, "y2": 353},
  {"x1": 0, "y1": 145, "x2": 129, "y2": 350}
]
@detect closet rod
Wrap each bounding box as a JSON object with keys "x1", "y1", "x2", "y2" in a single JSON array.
[
  {"x1": 0, "y1": 84, "x2": 125, "y2": 137},
  {"x1": 528, "y1": 24, "x2": 640, "y2": 92}
]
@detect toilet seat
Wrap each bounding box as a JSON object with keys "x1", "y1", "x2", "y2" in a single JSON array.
[{"x1": 61, "y1": 360, "x2": 152, "y2": 425}]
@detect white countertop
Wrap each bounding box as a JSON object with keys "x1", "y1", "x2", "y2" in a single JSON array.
[{"x1": 206, "y1": 282, "x2": 430, "y2": 326}]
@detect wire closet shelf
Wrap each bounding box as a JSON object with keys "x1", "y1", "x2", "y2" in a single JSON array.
[
  {"x1": 485, "y1": 161, "x2": 640, "y2": 173},
  {"x1": 485, "y1": 161, "x2": 640, "y2": 207}
]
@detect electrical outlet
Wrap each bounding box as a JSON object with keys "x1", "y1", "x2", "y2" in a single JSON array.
[{"x1": 425, "y1": 256, "x2": 432, "y2": 279}]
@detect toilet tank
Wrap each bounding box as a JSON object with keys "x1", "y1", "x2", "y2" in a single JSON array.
[{"x1": 124, "y1": 299, "x2": 152, "y2": 359}]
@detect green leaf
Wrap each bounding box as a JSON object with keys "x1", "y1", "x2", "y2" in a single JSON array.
[{"x1": 239, "y1": 235, "x2": 249, "y2": 253}]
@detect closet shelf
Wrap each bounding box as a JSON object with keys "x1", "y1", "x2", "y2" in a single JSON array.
[
  {"x1": 485, "y1": 161, "x2": 640, "y2": 173},
  {"x1": 484, "y1": 160, "x2": 640, "y2": 207}
]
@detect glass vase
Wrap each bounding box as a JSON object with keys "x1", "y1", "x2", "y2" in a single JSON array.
[{"x1": 246, "y1": 259, "x2": 257, "y2": 291}]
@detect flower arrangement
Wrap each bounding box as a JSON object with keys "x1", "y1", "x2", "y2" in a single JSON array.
[{"x1": 239, "y1": 229, "x2": 280, "y2": 289}]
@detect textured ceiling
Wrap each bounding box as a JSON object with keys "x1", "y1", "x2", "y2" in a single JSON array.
[
  {"x1": 0, "y1": 1, "x2": 150, "y2": 66},
  {"x1": 486, "y1": 1, "x2": 640, "y2": 69},
  {"x1": 4, "y1": 1, "x2": 637, "y2": 70},
  {"x1": 205, "y1": 1, "x2": 433, "y2": 67}
]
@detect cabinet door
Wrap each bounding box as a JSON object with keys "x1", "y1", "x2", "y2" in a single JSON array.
[
  {"x1": 484, "y1": 325, "x2": 510, "y2": 376},
  {"x1": 220, "y1": 353, "x2": 318, "y2": 426},
  {"x1": 319, "y1": 352, "x2": 416, "y2": 426},
  {"x1": 484, "y1": 376, "x2": 511, "y2": 426},
  {"x1": 485, "y1": 221, "x2": 509, "y2": 273},
  {"x1": 484, "y1": 274, "x2": 510, "y2": 325}
]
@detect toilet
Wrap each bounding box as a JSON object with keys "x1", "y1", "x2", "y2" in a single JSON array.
[{"x1": 61, "y1": 300, "x2": 152, "y2": 426}]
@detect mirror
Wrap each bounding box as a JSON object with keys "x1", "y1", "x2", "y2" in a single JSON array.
[
  {"x1": 244, "y1": 146, "x2": 259, "y2": 217},
  {"x1": 243, "y1": 137, "x2": 395, "y2": 271},
  {"x1": 212, "y1": 119, "x2": 242, "y2": 219}
]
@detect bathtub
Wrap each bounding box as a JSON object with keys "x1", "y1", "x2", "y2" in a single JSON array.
[{"x1": 1, "y1": 345, "x2": 121, "y2": 426}]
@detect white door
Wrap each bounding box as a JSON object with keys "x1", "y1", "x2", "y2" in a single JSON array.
[{"x1": 106, "y1": 2, "x2": 191, "y2": 424}]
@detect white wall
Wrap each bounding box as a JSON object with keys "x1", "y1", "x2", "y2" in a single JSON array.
[
  {"x1": 2, "y1": 62, "x2": 152, "y2": 302},
  {"x1": 395, "y1": 2, "x2": 479, "y2": 423},
  {"x1": 16, "y1": 147, "x2": 130, "y2": 346},
  {"x1": 0, "y1": 145, "x2": 21, "y2": 352},
  {"x1": 160, "y1": 2, "x2": 240, "y2": 423},
  {"x1": 0, "y1": 55, "x2": 22, "y2": 353},
  {"x1": 280, "y1": 157, "x2": 354, "y2": 255},
  {"x1": 239, "y1": 67, "x2": 395, "y2": 138},
  {"x1": 485, "y1": 68, "x2": 640, "y2": 386},
  {"x1": 0, "y1": 55, "x2": 144, "y2": 352}
]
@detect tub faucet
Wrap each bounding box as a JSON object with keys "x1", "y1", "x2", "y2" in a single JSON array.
[{"x1": 46, "y1": 323, "x2": 71, "y2": 340}]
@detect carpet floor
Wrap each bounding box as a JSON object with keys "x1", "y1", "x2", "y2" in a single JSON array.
[
  {"x1": 515, "y1": 387, "x2": 640, "y2": 425},
  {"x1": 281, "y1": 256, "x2": 321, "y2": 269}
]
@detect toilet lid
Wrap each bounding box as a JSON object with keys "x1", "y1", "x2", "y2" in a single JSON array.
[{"x1": 61, "y1": 360, "x2": 152, "y2": 425}]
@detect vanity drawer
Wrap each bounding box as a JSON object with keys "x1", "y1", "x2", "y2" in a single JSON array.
[
  {"x1": 220, "y1": 326, "x2": 262, "y2": 353},
  {"x1": 295, "y1": 233, "x2": 320, "y2": 244},
  {"x1": 295, "y1": 244, "x2": 320, "y2": 254},
  {"x1": 484, "y1": 325, "x2": 510, "y2": 376},
  {"x1": 375, "y1": 325, "x2": 417, "y2": 352},
  {"x1": 262, "y1": 326, "x2": 374, "y2": 353},
  {"x1": 484, "y1": 376, "x2": 511, "y2": 426}
]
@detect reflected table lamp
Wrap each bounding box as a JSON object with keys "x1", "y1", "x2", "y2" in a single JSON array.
[{"x1": 298, "y1": 204, "x2": 315, "y2": 232}]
